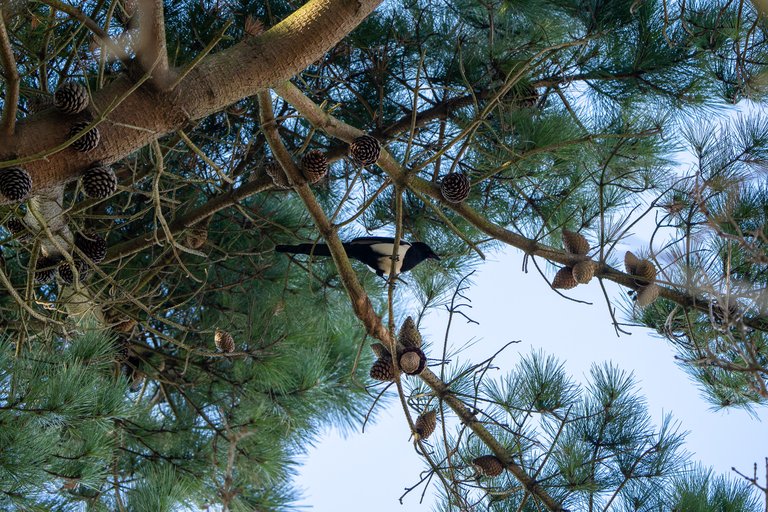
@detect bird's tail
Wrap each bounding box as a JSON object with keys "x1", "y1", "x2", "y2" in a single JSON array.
[{"x1": 275, "y1": 243, "x2": 332, "y2": 257}]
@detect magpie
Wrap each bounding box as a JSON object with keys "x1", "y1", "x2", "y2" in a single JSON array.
[{"x1": 275, "y1": 236, "x2": 440, "y2": 277}]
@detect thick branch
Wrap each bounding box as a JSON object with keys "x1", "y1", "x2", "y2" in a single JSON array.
[
  {"x1": 0, "y1": 0, "x2": 383, "y2": 199},
  {"x1": 136, "y1": 0, "x2": 171, "y2": 87}
]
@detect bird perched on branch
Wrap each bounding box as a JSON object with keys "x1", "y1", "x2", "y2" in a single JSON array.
[{"x1": 275, "y1": 236, "x2": 440, "y2": 277}]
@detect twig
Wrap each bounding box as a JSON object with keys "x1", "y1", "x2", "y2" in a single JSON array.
[{"x1": 177, "y1": 130, "x2": 234, "y2": 184}]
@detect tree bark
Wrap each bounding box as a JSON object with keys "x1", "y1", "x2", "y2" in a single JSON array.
[{"x1": 0, "y1": 0, "x2": 382, "y2": 202}]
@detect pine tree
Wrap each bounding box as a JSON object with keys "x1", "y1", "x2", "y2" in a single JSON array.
[{"x1": 1, "y1": 0, "x2": 767, "y2": 509}]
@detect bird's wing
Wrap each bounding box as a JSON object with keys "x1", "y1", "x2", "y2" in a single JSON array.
[{"x1": 348, "y1": 236, "x2": 412, "y2": 248}]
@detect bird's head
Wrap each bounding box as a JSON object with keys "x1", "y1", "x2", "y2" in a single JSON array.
[{"x1": 413, "y1": 242, "x2": 440, "y2": 261}]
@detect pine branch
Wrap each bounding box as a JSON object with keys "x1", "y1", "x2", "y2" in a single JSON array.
[
  {"x1": 264, "y1": 85, "x2": 567, "y2": 510},
  {"x1": 273, "y1": 80, "x2": 768, "y2": 334}
]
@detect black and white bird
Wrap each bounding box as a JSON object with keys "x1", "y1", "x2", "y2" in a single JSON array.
[{"x1": 275, "y1": 236, "x2": 440, "y2": 277}]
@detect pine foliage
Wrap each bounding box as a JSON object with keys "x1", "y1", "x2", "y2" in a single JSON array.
[{"x1": 1, "y1": 0, "x2": 767, "y2": 508}]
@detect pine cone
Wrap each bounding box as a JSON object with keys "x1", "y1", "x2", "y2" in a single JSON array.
[
  {"x1": 572, "y1": 260, "x2": 596, "y2": 284},
  {"x1": 635, "y1": 283, "x2": 660, "y2": 307},
  {"x1": 114, "y1": 337, "x2": 131, "y2": 363},
  {"x1": 514, "y1": 84, "x2": 539, "y2": 108},
  {"x1": 0, "y1": 167, "x2": 32, "y2": 202},
  {"x1": 562, "y1": 229, "x2": 589, "y2": 255},
  {"x1": 349, "y1": 135, "x2": 381, "y2": 166},
  {"x1": 185, "y1": 226, "x2": 208, "y2": 250},
  {"x1": 633, "y1": 259, "x2": 657, "y2": 286},
  {"x1": 75, "y1": 231, "x2": 107, "y2": 263},
  {"x1": 398, "y1": 347, "x2": 427, "y2": 375},
  {"x1": 4, "y1": 217, "x2": 31, "y2": 242},
  {"x1": 69, "y1": 122, "x2": 101, "y2": 152},
  {"x1": 440, "y1": 173, "x2": 471, "y2": 203},
  {"x1": 414, "y1": 410, "x2": 437, "y2": 440},
  {"x1": 27, "y1": 95, "x2": 54, "y2": 114},
  {"x1": 624, "y1": 251, "x2": 640, "y2": 275},
  {"x1": 264, "y1": 159, "x2": 291, "y2": 189},
  {"x1": 214, "y1": 329, "x2": 235, "y2": 352},
  {"x1": 82, "y1": 165, "x2": 117, "y2": 198},
  {"x1": 370, "y1": 357, "x2": 395, "y2": 381},
  {"x1": 370, "y1": 342, "x2": 390, "y2": 359},
  {"x1": 54, "y1": 81, "x2": 89, "y2": 115},
  {"x1": 58, "y1": 258, "x2": 90, "y2": 285},
  {"x1": 301, "y1": 150, "x2": 328, "y2": 183},
  {"x1": 398, "y1": 316, "x2": 422, "y2": 349},
  {"x1": 115, "y1": 318, "x2": 137, "y2": 334},
  {"x1": 472, "y1": 455, "x2": 504, "y2": 477},
  {"x1": 711, "y1": 299, "x2": 741, "y2": 325},
  {"x1": 35, "y1": 257, "x2": 60, "y2": 284},
  {"x1": 552, "y1": 266, "x2": 577, "y2": 289}
]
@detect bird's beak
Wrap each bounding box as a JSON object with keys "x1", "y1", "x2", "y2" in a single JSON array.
[{"x1": 430, "y1": 252, "x2": 441, "y2": 261}]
